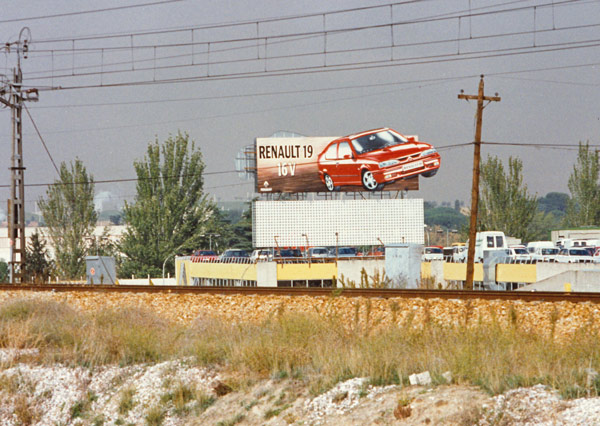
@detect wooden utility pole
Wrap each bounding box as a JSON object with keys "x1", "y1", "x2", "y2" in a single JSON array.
[{"x1": 458, "y1": 75, "x2": 500, "y2": 289}]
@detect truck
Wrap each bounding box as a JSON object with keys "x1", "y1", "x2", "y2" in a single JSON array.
[{"x1": 464, "y1": 231, "x2": 508, "y2": 263}]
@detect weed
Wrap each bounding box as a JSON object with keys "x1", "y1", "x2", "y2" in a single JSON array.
[
  {"x1": 144, "y1": 405, "x2": 165, "y2": 426},
  {"x1": 92, "y1": 414, "x2": 106, "y2": 426},
  {"x1": 194, "y1": 390, "x2": 216, "y2": 413},
  {"x1": 216, "y1": 413, "x2": 245, "y2": 426},
  {"x1": 118, "y1": 386, "x2": 136, "y2": 416},
  {"x1": 264, "y1": 403, "x2": 291, "y2": 419},
  {"x1": 508, "y1": 304, "x2": 518, "y2": 327},
  {"x1": 550, "y1": 307, "x2": 560, "y2": 339},
  {"x1": 14, "y1": 394, "x2": 38, "y2": 425},
  {"x1": 389, "y1": 300, "x2": 400, "y2": 324},
  {"x1": 172, "y1": 383, "x2": 195, "y2": 415}
]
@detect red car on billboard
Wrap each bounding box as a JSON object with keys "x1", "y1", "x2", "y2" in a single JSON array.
[{"x1": 317, "y1": 128, "x2": 441, "y2": 191}]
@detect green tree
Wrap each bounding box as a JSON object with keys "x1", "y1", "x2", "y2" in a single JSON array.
[
  {"x1": 38, "y1": 159, "x2": 97, "y2": 279},
  {"x1": 0, "y1": 260, "x2": 8, "y2": 282},
  {"x1": 25, "y1": 230, "x2": 53, "y2": 283},
  {"x1": 119, "y1": 132, "x2": 217, "y2": 277},
  {"x1": 224, "y1": 203, "x2": 253, "y2": 252},
  {"x1": 478, "y1": 155, "x2": 538, "y2": 241},
  {"x1": 425, "y1": 206, "x2": 467, "y2": 230},
  {"x1": 538, "y1": 192, "x2": 569, "y2": 217},
  {"x1": 564, "y1": 142, "x2": 600, "y2": 227}
]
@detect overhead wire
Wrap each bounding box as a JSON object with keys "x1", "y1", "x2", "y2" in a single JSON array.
[
  {"x1": 24, "y1": 38, "x2": 600, "y2": 92},
  {"x1": 22, "y1": 1, "x2": 596, "y2": 82},
  {"x1": 0, "y1": 140, "x2": 590, "y2": 191},
  {"x1": 23, "y1": 21, "x2": 600, "y2": 82},
  {"x1": 0, "y1": 0, "x2": 184, "y2": 24},
  {"x1": 22, "y1": 104, "x2": 60, "y2": 176},
  {"x1": 30, "y1": 0, "x2": 525, "y2": 45}
]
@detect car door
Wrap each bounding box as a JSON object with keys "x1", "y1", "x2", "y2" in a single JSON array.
[
  {"x1": 321, "y1": 142, "x2": 340, "y2": 182},
  {"x1": 336, "y1": 141, "x2": 358, "y2": 185}
]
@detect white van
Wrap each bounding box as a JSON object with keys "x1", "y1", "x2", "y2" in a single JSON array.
[
  {"x1": 467, "y1": 231, "x2": 508, "y2": 262},
  {"x1": 527, "y1": 241, "x2": 559, "y2": 262}
]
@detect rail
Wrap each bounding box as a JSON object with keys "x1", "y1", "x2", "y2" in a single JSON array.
[{"x1": 1, "y1": 284, "x2": 600, "y2": 303}]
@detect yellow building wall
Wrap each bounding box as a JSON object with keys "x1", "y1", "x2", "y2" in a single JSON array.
[
  {"x1": 443, "y1": 262, "x2": 483, "y2": 282},
  {"x1": 277, "y1": 263, "x2": 337, "y2": 281},
  {"x1": 185, "y1": 262, "x2": 257, "y2": 281},
  {"x1": 496, "y1": 264, "x2": 537, "y2": 283},
  {"x1": 176, "y1": 259, "x2": 536, "y2": 286},
  {"x1": 421, "y1": 262, "x2": 432, "y2": 278}
]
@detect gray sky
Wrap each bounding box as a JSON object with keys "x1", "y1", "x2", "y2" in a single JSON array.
[{"x1": 1, "y1": 0, "x2": 599, "y2": 214}]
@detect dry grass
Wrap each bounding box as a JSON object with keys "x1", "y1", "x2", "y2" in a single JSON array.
[{"x1": 0, "y1": 297, "x2": 599, "y2": 398}]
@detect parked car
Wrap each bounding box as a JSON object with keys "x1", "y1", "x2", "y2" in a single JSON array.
[
  {"x1": 219, "y1": 249, "x2": 250, "y2": 261},
  {"x1": 595, "y1": 248, "x2": 600, "y2": 263},
  {"x1": 452, "y1": 245, "x2": 467, "y2": 263},
  {"x1": 250, "y1": 249, "x2": 272, "y2": 262},
  {"x1": 275, "y1": 248, "x2": 303, "y2": 258},
  {"x1": 506, "y1": 246, "x2": 531, "y2": 262},
  {"x1": 329, "y1": 247, "x2": 358, "y2": 258},
  {"x1": 307, "y1": 247, "x2": 329, "y2": 258},
  {"x1": 530, "y1": 247, "x2": 559, "y2": 263},
  {"x1": 317, "y1": 128, "x2": 441, "y2": 191},
  {"x1": 527, "y1": 241, "x2": 559, "y2": 262},
  {"x1": 555, "y1": 248, "x2": 593, "y2": 263},
  {"x1": 422, "y1": 246, "x2": 443, "y2": 261},
  {"x1": 191, "y1": 250, "x2": 218, "y2": 261}
]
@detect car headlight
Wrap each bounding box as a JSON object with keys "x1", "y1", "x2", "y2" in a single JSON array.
[
  {"x1": 421, "y1": 148, "x2": 437, "y2": 157},
  {"x1": 378, "y1": 159, "x2": 399, "y2": 168}
]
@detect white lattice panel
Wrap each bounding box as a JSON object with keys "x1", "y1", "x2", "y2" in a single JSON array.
[{"x1": 253, "y1": 199, "x2": 424, "y2": 247}]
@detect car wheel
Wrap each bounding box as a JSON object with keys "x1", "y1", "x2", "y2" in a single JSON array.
[
  {"x1": 324, "y1": 174, "x2": 335, "y2": 192},
  {"x1": 361, "y1": 170, "x2": 380, "y2": 191},
  {"x1": 422, "y1": 169, "x2": 438, "y2": 178}
]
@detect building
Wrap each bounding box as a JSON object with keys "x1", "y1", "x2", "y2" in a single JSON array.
[{"x1": 0, "y1": 225, "x2": 126, "y2": 262}]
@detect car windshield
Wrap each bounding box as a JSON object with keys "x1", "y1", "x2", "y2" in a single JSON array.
[
  {"x1": 338, "y1": 248, "x2": 356, "y2": 255},
  {"x1": 312, "y1": 248, "x2": 327, "y2": 254},
  {"x1": 426, "y1": 248, "x2": 443, "y2": 254},
  {"x1": 195, "y1": 250, "x2": 216, "y2": 256},
  {"x1": 570, "y1": 249, "x2": 590, "y2": 256},
  {"x1": 541, "y1": 248, "x2": 558, "y2": 255},
  {"x1": 514, "y1": 248, "x2": 528, "y2": 254},
  {"x1": 351, "y1": 130, "x2": 406, "y2": 154}
]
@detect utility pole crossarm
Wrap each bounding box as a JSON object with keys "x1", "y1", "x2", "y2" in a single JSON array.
[
  {"x1": 457, "y1": 75, "x2": 500, "y2": 290},
  {"x1": 458, "y1": 93, "x2": 501, "y2": 102}
]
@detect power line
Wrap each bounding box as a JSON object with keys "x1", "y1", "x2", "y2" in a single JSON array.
[
  {"x1": 29, "y1": 75, "x2": 470, "y2": 110},
  {"x1": 0, "y1": 0, "x2": 184, "y2": 24},
  {"x1": 26, "y1": 37, "x2": 600, "y2": 92},
  {"x1": 23, "y1": 104, "x2": 60, "y2": 176},
  {"x1": 24, "y1": 20, "x2": 600, "y2": 82},
  {"x1": 6, "y1": 77, "x2": 472, "y2": 137},
  {"x1": 0, "y1": 169, "x2": 240, "y2": 189},
  {"x1": 32, "y1": 0, "x2": 513, "y2": 45},
  {"x1": 0, "y1": 140, "x2": 589, "y2": 191}
]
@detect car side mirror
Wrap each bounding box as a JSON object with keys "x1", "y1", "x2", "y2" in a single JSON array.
[
  {"x1": 407, "y1": 137, "x2": 415, "y2": 142},
  {"x1": 343, "y1": 154, "x2": 352, "y2": 159}
]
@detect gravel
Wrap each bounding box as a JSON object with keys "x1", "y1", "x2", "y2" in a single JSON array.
[{"x1": 1, "y1": 352, "x2": 600, "y2": 425}]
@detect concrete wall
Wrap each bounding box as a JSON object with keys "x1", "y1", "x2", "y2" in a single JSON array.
[
  {"x1": 520, "y1": 270, "x2": 600, "y2": 292},
  {"x1": 337, "y1": 258, "x2": 385, "y2": 286}
]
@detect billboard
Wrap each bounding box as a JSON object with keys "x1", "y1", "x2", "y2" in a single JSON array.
[
  {"x1": 255, "y1": 133, "x2": 422, "y2": 193},
  {"x1": 253, "y1": 199, "x2": 424, "y2": 248}
]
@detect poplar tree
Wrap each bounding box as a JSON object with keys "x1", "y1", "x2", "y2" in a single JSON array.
[
  {"x1": 25, "y1": 230, "x2": 53, "y2": 283},
  {"x1": 119, "y1": 132, "x2": 218, "y2": 277},
  {"x1": 38, "y1": 159, "x2": 97, "y2": 279},
  {"x1": 478, "y1": 155, "x2": 538, "y2": 241},
  {"x1": 564, "y1": 142, "x2": 600, "y2": 227}
]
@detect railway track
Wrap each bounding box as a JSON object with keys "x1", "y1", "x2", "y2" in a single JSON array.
[{"x1": 1, "y1": 284, "x2": 600, "y2": 303}]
